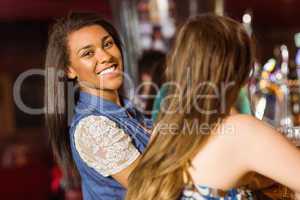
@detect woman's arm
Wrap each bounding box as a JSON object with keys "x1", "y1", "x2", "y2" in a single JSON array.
[
  {"x1": 112, "y1": 157, "x2": 140, "y2": 188},
  {"x1": 74, "y1": 115, "x2": 143, "y2": 188},
  {"x1": 235, "y1": 115, "x2": 300, "y2": 193}
]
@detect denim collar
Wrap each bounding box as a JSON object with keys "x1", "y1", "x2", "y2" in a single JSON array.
[{"x1": 78, "y1": 91, "x2": 137, "y2": 118}]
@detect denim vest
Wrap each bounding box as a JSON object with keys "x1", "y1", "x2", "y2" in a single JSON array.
[{"x1": 69, "y1": 92, "x2": 151, "y2": 200}]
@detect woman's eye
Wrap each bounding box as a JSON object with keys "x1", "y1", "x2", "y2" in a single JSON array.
[
  {"x1": 103, "y1": 41, "x2": 113, "y2": 49},
  {"x1": 82, "y1": 51, "x2": 94, "y2": 57}
]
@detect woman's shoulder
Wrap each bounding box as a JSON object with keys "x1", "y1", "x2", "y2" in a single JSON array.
[
  {"x1": 210, "y1": 114, "x2": 286, "y2": 157},
  {"x1": 220, "y1": 114, "x2": 291, "y2": 158},
  {"x1": 76, "y1": 115, "x2": 118, "y2": 130},
  {"x1": 222, "y1": 114, "x2": 277, "y2": 137},
  {"x1": 225, "y1": 114, "x2": 283, "y2": 136},
  {"x1": 80, "y1": 114, "x2": 114, "y2": 122},
  {"x1": 224, "y1": 114, "x2": 260, "y2": 126}
]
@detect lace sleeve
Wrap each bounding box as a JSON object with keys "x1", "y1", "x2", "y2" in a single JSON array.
[{"x1": 74, "y1": 115, "x2": 140, "y2": 177}]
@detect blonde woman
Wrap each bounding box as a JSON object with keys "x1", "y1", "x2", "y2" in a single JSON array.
[{"x1": 126, "y1": 14, "x2": 300, "y2": 200}]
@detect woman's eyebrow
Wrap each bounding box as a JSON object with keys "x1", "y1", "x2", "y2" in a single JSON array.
[
  {"x1": 76, "y1": 35, "x2": 112, "y2": 54},
  {"x1": 102, "y1": 35, "x2": 111, "y2": 42},
  {"x1": 77, "y1": 44, "x2": 93, "y2": 55}
]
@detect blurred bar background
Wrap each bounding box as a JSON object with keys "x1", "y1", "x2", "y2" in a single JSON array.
[{"x1": 0, "y1": 0, "x2": 299, "y2": 199}]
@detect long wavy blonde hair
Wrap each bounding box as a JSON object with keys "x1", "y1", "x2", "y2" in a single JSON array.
[{"x1": 126, "y1": 14, "x2": 254, "y2": 200}]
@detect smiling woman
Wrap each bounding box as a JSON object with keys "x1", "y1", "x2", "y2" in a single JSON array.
[
  {"x1": 67, "y1": 25, "x2": 124, "y2": 97},
  {"x1": 44, "y1": 12, "x2": 152, "y2": 200}
]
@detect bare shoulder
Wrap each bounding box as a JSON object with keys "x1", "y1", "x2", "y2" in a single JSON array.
[
  {"x1": 224, "y1": 114, "x2": 269, "y2": 129},
  {"x1": 221, "y1": 114, "x2": 291, "y2": 148},
  {"x1": 224, "y1": 114, "x2": 279, "y2": 136}
]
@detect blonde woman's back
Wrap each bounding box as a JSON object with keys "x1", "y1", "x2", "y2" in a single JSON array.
[{"x1": 185, "y1": 114, "x2": 300, "y2": 199}]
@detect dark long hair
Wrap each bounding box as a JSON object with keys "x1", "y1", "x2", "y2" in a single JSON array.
[
  {"x1": 45, "y1": 12, "x2": 123, "y2": 186},
  {"x1": 126, "y1": 14, "x2": 254, "y2": 200}
]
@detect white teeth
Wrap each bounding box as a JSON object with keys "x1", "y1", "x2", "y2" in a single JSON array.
[{"x1": 98, "y1": 66, "x2": 116, "y2": 76}]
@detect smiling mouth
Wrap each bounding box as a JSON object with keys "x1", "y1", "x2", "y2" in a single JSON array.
[{"x1": 96, "y1": 64, "x2": 118, "y2": 76}]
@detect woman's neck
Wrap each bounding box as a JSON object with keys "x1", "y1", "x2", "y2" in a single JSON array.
[{"x1": 81, "y1": 87, "x2": 121, "y2": 106}]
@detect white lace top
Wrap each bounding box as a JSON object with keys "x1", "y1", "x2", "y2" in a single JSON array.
[{"x1": 74, "y1": 115, "x2": 140, "y2": 177}]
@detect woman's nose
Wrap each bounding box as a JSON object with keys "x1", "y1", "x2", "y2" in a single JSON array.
[{"x1": 95, "y1": 49, "x2": 112, "y2": 64}]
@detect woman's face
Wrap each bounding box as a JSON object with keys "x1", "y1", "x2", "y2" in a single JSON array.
[{"x1": 67, "y1": 25, "x2": 123, "y2": 93}]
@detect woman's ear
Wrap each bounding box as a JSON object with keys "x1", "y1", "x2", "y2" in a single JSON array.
[{"x1": 66, "y1": 67, "x2": 77, "y2": 79}]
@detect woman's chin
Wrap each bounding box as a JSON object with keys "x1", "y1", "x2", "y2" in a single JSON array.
[{"x1": 97, "y1": 80, "x2": 123, "y2": 91}]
